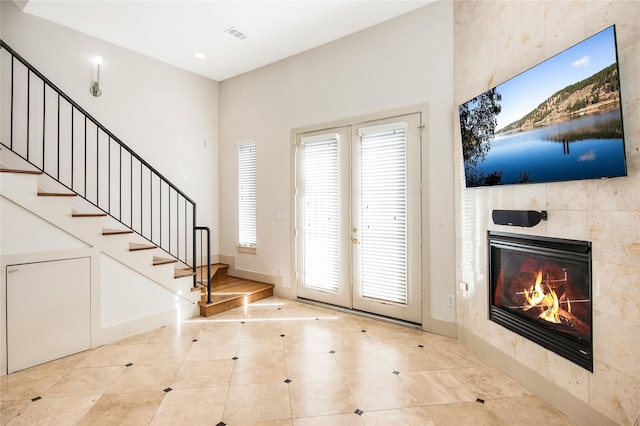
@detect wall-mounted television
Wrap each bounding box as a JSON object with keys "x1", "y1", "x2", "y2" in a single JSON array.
[{"x1": 459, "y1": 25, "x2": 627, "y2": 188}]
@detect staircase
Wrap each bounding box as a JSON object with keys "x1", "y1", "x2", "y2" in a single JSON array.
[
  {"x1": 194, "y1": 263, "x2": 274, "y2": 317},
  {"x1": 0, "y1": 39, "x2": 274, "y2": 320},
  {"x1": 0, "y1": 153, "x2": 199, "y2": 303}
]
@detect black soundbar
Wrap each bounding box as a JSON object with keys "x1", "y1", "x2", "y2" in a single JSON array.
[{"x1": 492, "y1": 210, "x2": 547, "y2": 227}]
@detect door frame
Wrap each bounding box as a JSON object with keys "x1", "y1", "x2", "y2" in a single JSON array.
[{"x1": 290, "y1": 104, "x2": 430, "y2": 327}]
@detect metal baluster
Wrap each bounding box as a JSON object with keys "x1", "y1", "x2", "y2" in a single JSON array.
[
  {"x1": 71, "y1": 108, "x2": 74, "y2": 190},
  {"x1": 84, "y1": 116, "x2": 87, "y2": 197},
  {"x1": 26, "y1": 70, "x2": 30, "y2": 160},
  {"x1": 130, "y1": 153, "x2": 133, "y2": 228},
  {"x1": 119, "y1": 145, "x2": 122, "y2": 220},
  {"x1": 42, "y1": 82, "x2": 45, "y2": 170},
  {"x1": 96, "y1": 127, "x2": 99, "y2": 207},
  {"x1": 10, "y1": 56, "x2": 14, "y2": 149},
  {"x1": 57, "y1": 94, "x2": 60, "y2": 180}
]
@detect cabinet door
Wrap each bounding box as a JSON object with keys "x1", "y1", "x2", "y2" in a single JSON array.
[{"x1": 7, "y1": 257, "x2": 91, "y2": 373}]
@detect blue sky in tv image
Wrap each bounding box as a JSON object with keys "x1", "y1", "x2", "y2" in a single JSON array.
[{"x1": 496, "y1": 25, "x2": 617, "y2": 130}]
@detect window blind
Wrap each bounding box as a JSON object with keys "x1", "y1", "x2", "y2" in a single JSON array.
[
  {"x1": 359, "y1": 125, "x2": 408, "y2": 304},
  {"x1": 302, "y1": 135, "x2": 340, "y2": 293},
  {"x1": 238, "y1": 140, "x2": 256, "y2": 247}
]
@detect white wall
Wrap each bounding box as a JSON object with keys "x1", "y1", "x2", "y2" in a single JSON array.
[
  {"x1": 1, "y1": 1, "x2": 220, "y2": 245},
  {"x1": 454, "y1": 1, "x2": 640, "y2": 425},
  {"x1": 219, "y1": 2, "x2": 456, "y2": 330}
]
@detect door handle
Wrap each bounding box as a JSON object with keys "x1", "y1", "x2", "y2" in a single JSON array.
[{"x1": 352, "y1": 238, "x2": 360, "y2": 245}]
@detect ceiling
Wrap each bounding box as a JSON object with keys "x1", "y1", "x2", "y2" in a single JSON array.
[{"x1": 17, "y1": 0, "x2": 434, "y2": 81}]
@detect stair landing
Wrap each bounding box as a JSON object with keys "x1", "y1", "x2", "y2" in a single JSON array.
[{"x1": 198, "y1": 275, "x2": 274, "y2": 317}]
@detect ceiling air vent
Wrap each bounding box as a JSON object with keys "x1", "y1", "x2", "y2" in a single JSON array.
[{"x1": 225, "y1": 27, "x2": 248, "y2": 40}]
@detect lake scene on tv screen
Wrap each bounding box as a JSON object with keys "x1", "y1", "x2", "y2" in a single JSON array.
[{"x1": 459, "y1": 26, "x2": 626, "y2": 187}]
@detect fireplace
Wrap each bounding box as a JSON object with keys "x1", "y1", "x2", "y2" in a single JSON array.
[{"x1": 488, "y1": 231, "x2": 593, "y2": 371}]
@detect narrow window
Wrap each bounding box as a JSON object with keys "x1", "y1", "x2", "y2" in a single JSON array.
[{"x1": 238, "y1": 140, "x2": 256, "y2": 248}]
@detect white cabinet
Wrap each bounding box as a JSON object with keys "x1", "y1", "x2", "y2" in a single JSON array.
[{"x1": 6, "y1": 257, "x2": 91, "y2": 373}]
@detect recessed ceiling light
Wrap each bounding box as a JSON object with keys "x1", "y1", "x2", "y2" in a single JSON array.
[{"x1": 194, "y1": 52, "x2": 206, "y2": 59}]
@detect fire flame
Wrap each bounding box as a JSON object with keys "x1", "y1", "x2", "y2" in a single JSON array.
[{"x1": 523, "y1": 271, "x2": 569, "y2": 324}]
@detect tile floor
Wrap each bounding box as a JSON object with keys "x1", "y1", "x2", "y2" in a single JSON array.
[{"x1": 0, "y1": 297, "x2": 575, "y2": 425}]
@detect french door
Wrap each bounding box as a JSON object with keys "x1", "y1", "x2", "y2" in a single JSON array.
[{"x1": 295, "y1": 113, "x2": 422, "y2": 323}]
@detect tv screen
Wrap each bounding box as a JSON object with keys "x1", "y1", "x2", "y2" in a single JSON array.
[{"x1": 459, "y1": 25, "x2": 627, "y2": 188}]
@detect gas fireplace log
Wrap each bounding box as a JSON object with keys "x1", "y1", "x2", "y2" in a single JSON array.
[{"x1": 557, "y1": 307, "x2": 590, "y2": 336}]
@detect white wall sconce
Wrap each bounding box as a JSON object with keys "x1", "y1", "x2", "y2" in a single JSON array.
[{"x1": 90, "y1": 56, "x2": 103, "y2": 97}]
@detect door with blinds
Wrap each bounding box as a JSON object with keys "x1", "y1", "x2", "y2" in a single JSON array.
[{"x1": 295, "y1": 113, "x2": 422, "y2": 323}]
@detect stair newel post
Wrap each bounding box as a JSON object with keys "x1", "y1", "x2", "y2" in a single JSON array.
[
  {"x1": 206, "y1": 228, "x2": 211, "y2": 304},
  {"x1": 192, "y1": 209, "x2": 197, "y2": 290},
  {"x1": 194, "y1": 226, "x2": 212, "y2": 304}
]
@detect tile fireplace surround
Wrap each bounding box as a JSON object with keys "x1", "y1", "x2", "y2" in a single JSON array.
[{"x1": 454, "y1": 2, "x2": 640, "y2": 425}]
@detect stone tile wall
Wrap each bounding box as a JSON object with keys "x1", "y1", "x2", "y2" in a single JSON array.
[{"x1": 453, "y1": 2, "x2": 640, "y2": 424}]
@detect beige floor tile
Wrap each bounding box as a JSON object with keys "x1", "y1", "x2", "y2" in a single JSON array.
[
  {"x1": 376, "y1": 345, "x2": 451, "y2": 372},
  {"x1": 451, "y1": 365, "x2": 531, "y2": 400},
  {"x1": 240, "y1": 320, "x2": 285, "y2": 339},
  {"x1": 333, "y1": 350, "x2": 392, "y2": 377},
  {"x1": 327, "y1": 331, "x2": 375, "y2": 352},
  {"x1": 288, "y1": 377, "x2": 357, "y2": 418},
  {"x1": 283, "y1": 334, "x2": 334, "y2": 355},
  {"x1": 361, "y1": 406, "x2": 435, "y2": 426},
  {"x1": 366, "y1": 327, "x2": 432, "y2": 348},
  {"x1": 142, "y1": 340, "x2": 194, "y2": 363},
  {"x1": 112, "y1": 328, "x2": 159, "y2": 345},
  {"x1": 423, "y1": 401, "x2": 508, "y2": 425},
  {"x1": 230, "y1": 353, "x2": 287, "y2": 385},
  {"x1": 150, "y1": 322, "x2": 203, "y2": 343},
  {"x1": 223, "y1": 382, "x2": 291, "y2": 424},
  {"x1": 484, "y1": 395, "x2": 577, "y2": 425},
  {"x1": 186, "y1": 339, "x2": 239, "y2": 361},
  {"x1": 280, "y1": 320, "x2": 329, "y2": 338},
  {"x1": 105, "y1": 361, "x2": 182, "y2": 394},
  {"x1": 26, "y1": 351, "x2": 91, "y2": 373},
  {"x1": 3, "y1": 396, "x2": 97, "y2": 426},
  {"x1": 193, "y1": 321, "x2": 243, "y2": 344},
  {"x1": 321, "y1": 315, "x2": 364, "y2": 333},
  {"x1": 292, "y1": 413, "x2": 364, "y2": 426},
  {"x1": 399, "y1": 370, "x2": 476, "y2": 405},
  {"x1": 75, "y1": 344, "x2": 147, "y2": 368},
  {"x1": 229, "y1": 420, "x2": 293, "y2": 426},
  {"x1": 43, "y1": 366, "x2": 124, "y2": 398},
  {"x1": 0, "y1": 368, "x2": 68, "y2": 401},
  {"x1": 0, "y1": 399, "x2": 30, "y2": 424},
  {"x1": 77, "y1": 391, "x2": 165, "y2": 425},
  {"x1": 285, "y1": 353, "x2": 342, "y2": 382},
  {"x1": 345, "y1": 373, "x2": 419, "y2": 411},
  {"x1": 150, "y1": 387, "x2": 227, "y2": 426},
  {"x1": 170, "y1": 359, "x2": 234, "y2": 389},
  {"x1": 429, "y1": 338, "x2": 487, "y2": 369},
  {"x1": 237, "y1": 335, "x2": 285, "y2": 357}
]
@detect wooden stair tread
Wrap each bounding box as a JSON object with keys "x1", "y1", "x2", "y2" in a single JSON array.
[
  {"x1": 129, "y1": 242, "x2": 156, "y2": 251},
  {"x1": 174, "y1": 268, "x2": 196, "y2": 279},
  {"x1": 72, "y1": 210, "x2": 107, "y2": 217},
  {"x1": 0, "y1": 168, "x2": 43, "y2": 175},
  {"x1": 195, "y1": 263, "x2": 228, "y2": 281},
  {"x1": 102, "y1": 228, "x2": 134, "y2": 236},
  {"x1": 198, "y1": 278, "x2": 274, "y2": 317},
  {"x1": 37, "y1": 190, "x2": 77, "y2": 197},
  {"x1": 153, "y1": 256, "x2": 178, "y2": 266}
]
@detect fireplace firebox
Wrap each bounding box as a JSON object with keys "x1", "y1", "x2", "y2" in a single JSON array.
[{"x1": 488, "y1": 231, "x2": 592, "y2": 371}]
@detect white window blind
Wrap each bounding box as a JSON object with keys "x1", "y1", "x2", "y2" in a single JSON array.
[
  {"x1": 359, "y1": 124, "x2": 408, "y2": 304},
  {"x1": 238, "y1": 140, "x2": 256, "y2": 247},
  {"x1": 302, "y1": 135, "x2": 340, "y2": 293}
]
